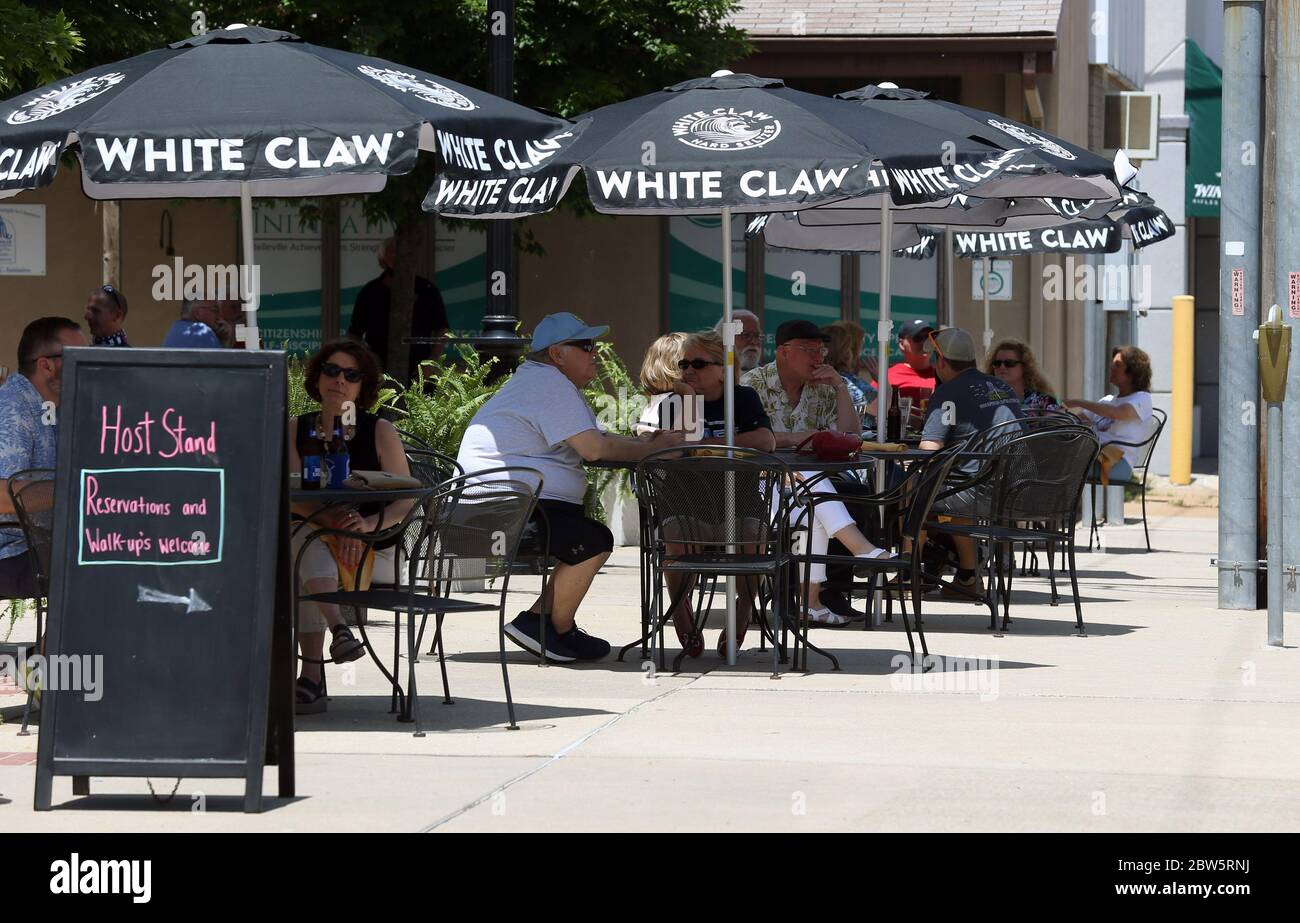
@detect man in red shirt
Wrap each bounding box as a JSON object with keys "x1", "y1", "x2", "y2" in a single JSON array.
[{"x1": 886, "y1": 318, "x2": 938, "y2": 408}]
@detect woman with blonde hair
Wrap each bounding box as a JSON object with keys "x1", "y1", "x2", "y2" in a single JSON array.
[
  {"x1": 984, "y1": 337, "x2": 1061, "y2": 415},
  {"x1": 635, "y1": 332, "x2": 692, "y2": 434}
]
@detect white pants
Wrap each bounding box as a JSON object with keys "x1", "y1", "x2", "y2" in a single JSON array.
[
  {"x1": 291, "y1": 523, "x2": 400, "y2": 632},
  {"x1": 784, "y1": 473, "x2": 856, "y2": 584}
]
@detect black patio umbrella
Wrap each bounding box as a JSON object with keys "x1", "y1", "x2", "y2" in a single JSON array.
[
  {"x1": 0, "y1": 24, "x2": 579, "y2": 345},
  {"x1": 950, "y1": 190, "x2": 1176, "y2": 257},
  {"x1": 422, "y1": 72, "x2": 1129, "y2": 656},
  {"x1": 834, "y1": 85, "x2": 1128, "y2": 202}
]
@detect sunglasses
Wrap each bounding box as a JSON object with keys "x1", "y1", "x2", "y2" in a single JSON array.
[
  {"x1": 991, "y1": 359, "x2": 1023, "y2": 369},
  {"x1": 565, "y1": 340, "x2": 595, "y2": 353},
  {"x1": 678, "y1": 358, "x2": 722, "y2": 371},
  {"x1": 321, "y1": 361, "x2": 363, "y2": 383},
  {"x1": 100, "y1": 285, "x2": 124, "y2": 313},
  {"x1": 926, "y1": 330, "x2": 944, "y2": 362}
]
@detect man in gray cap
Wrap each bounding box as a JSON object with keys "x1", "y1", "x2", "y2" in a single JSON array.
[
  {"x1": 458, "y1": 312, "x2": 683, "y2": 663},
  {"x1": 919, "y1": 326, "x2": 1024, "y2": 601}
]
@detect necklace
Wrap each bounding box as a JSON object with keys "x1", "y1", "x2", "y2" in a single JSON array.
[{"x1": 313, "y1": 412, "x2": 356, "y2": 444}]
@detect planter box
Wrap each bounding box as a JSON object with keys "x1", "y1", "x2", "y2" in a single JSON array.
[{"x1": 600, "y1": 479, "x2": 641, "y2": 548}]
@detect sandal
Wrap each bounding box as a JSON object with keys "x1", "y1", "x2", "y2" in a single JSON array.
[
  {"x1": 717, "y1": 623, "x2": 750, "y2": 658},
  {"x1": 295, "y1": 676, "x2": 327, "y2": 715},
  {"x1": 329, "y1": 624, "x2": 366, "y2": 664},
  {"x1": 805, "y1": 606, "x2": 852, "y2": 628},
  {"x1": 854, "y1": 547, "x2": 902, "y2": 576},
  {"x1": 675, "y1": 622, "x2": 705, "y2": 658}
]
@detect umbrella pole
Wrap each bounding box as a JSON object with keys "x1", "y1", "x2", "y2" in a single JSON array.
[
  {"x1": 982, "y1": 256, "x2": 992, "y2": 353},
  {"x1": 239, "y1": 182, "x2": 260, "y2": 350},
  {"x1": 874, "y1": 195, "x2": 893, "y2": 630},
  {"x1": 721, "y1": 206, "x2": 737, "y2": 666}
]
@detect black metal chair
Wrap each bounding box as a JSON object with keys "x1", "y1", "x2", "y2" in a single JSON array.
[
  {"x1": 405, "y1": 447, "x2": 462, "y2": 488},
  {"x1": 1084, "y1": 407, "x2": 1166, "y2": 551},
  {"x1": 300, "y1": 468, "x2": 541, "y2": 733},
  {"x1": 409, "y1": 468, "x2": 543, "y2": 730},
  {"x1": 291, "y1": 490, "x2": 434, "y2": 722},
  {"x1": 787, "y1": 445, "x2": 966, "y2": 670},
  {"x1": 634, "y1": 446, "x2": 793, "y2": 676},
  {"x1": 4, "y1": 468, "x2": 54, "y2": 735},
  {"x1": 928, "y1": 426, "x2": 1099, "y2": 633}
]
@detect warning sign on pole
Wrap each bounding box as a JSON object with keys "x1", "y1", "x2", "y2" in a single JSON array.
[
  {"x1": 1232, "y1": 268, "x2": 1245, "y2": 316},
  {"x1": 1290, "y1": 272, "x2": 1300, "y2": 318}
]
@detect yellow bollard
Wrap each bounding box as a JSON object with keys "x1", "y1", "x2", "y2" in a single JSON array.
[{"x1": 1170, "y1": 294, "x2": 1195, "y2": 485}]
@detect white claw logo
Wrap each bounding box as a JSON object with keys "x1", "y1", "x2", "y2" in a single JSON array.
[
  {"x1": 6, "y1": 73, "x2": 126, "y2": 125},
  {"x1": 357, "y1": 66, "x2": 477, "y2": 111},
  {"x1": 673, "y1": 109, "x2": 781, "y2": 151},
  {"x1": 986, "y1": 118, "x2": 1076, "y2": 161}
]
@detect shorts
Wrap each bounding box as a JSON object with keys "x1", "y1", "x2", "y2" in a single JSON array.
[
  {"x1": 290, "y1": 522, "x2": 399, "y2": 633},
  {"x1": 519, "y1": 500, "x2": 613, "y2": 566},
  {"x1": 1089, "y1": 457, "x2": 1134, "y2": 484}
]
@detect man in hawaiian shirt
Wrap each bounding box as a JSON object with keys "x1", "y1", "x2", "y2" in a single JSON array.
[
  {"x1": 84, "y1": 285, "x2": 130, "y2": 347},
  {"x1": 740, "y1": 319, "x2": 861, "y2": 448},
  {"x1": 0, "y1": 317, "x2": 85, "y2": 596},
  {"x1": 740, "y1": 318, "x2": 871, "y2": 620}
]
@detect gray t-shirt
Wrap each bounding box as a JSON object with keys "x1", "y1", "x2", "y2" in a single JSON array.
[
  {"x1": 922, "y1": 369, "x2": 1024, "y2": 471},
  {"x1": 457, "y1": 360, "x2": 601, "y2": 504}
]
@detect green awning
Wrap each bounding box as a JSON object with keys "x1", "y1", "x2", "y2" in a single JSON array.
[{"x1": 1186, "y1": 38, "x2": 1221, "y2": 217}]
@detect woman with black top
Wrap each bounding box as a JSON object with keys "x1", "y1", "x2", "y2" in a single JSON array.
[{"x1": 288, "y1": 338, "x2": 415, "y2": 714}]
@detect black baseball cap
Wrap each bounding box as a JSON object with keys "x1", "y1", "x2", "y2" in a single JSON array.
[
  {"x1": 897, "y1": 319, "x2": 934, "y2": 341},
  {"x1": 775, "y1": 319, "x2": 831, "y2": 346}
]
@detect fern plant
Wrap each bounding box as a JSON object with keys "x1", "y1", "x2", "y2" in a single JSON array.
[{"x1": 375, "y1": 347, "x2": 510, "y2": 456}]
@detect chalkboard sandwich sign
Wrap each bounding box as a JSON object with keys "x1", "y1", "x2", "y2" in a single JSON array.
[{"x1": 35, "y1": 348, "x2": 294, "y2": 812}]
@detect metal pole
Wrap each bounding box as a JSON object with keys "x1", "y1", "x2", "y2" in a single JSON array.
[
  {"x1": 486, "y1": 0, "x2": 515, "y2": 319},
  {"x1": 944, "y1": 228, "x2": 955, "y2": 327},
  {"x1": 1268, "y1": 399, "x2": 1284, "y2": 644},
  {"x1": 239, "y1": 182, "x2": 260, "y2": 349},
  {"x1": 1220, "y1": 5, "x2": 1263, "y2": 611},
  {"x1": 873, "y1": 194, "x2": 893, "y2": 630},
  {"x1": 982, "y1": 257, "x2": 993, "y2": 352},
  {"x1": 721, "y1": 207, "x2": 737, "y2": 665},
  {"x1": 1274, "y1": 0, "x2": 1300, "y2": 612}
]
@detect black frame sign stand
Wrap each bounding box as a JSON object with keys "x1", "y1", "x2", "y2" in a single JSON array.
[{"x1": 35, "y1": 348, "x2": 294, "y2": 812}]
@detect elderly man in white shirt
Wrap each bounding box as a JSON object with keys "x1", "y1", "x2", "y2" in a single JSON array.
[{"x1": 458, "y1": 312, "x2": 683, "y2": 663}]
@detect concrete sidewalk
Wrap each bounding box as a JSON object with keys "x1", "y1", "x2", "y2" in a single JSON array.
[{"x1": 1, "y1": 503, "x2": 1296, "y2": 831}]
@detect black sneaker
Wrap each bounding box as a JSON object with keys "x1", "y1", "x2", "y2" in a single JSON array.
[
  {"x1": 556, "y1": 623, "x2": 611, "y2": 661},
  {"x1": 504, "y1": 611, "x2": 576, "y2": 662}
]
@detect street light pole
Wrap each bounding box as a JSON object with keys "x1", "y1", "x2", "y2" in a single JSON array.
[
  {"x1": 487, "y1": 0, "x2": 516, "y2": 322},
  {"x1": 1219, "y1": 1, "x2": 1264, "y2": 609}
]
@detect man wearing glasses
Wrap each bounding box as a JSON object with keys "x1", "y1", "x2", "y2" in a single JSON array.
[
  {"x1": 714, "y1": 309, "x2": 765, "y2": 373},
  {"x1": 740, "y1": 319, "x2": 861, "y2": 449},
  {"x1": 84, "y1": 285, "x2": 130, "y2": 347},
  {"x1": 0, "y1": 317, "x2": 86, "y2": 596},
  {"x1": 457, "y1": 312, "x2": 684, "y2": 664}
]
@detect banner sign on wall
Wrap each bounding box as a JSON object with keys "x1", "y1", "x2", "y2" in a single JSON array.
[{"x1": 0, "y1": 204, "x2": 46, "y2": 275}]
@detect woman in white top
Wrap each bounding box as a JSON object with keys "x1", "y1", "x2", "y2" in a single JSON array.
[
  {"x1": 1064, "y1": 345, "x2": 1154, "y2": 482},
  {"x1": 635, "y1": 333, "x2": 692, "y2": 434}
]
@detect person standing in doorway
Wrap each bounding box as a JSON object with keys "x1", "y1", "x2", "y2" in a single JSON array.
[{"x1": 347, "y1": 237, "x2": 450, "y2": 375}]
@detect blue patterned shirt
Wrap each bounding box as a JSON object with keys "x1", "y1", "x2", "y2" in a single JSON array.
[{"x1": 0, "y1": 373, "x2": 57, "y2": 560}]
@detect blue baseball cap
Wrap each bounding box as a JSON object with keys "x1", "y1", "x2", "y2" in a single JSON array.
[{"x1": 531, "y1": 312, "x2": 610, "y2": 352}]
